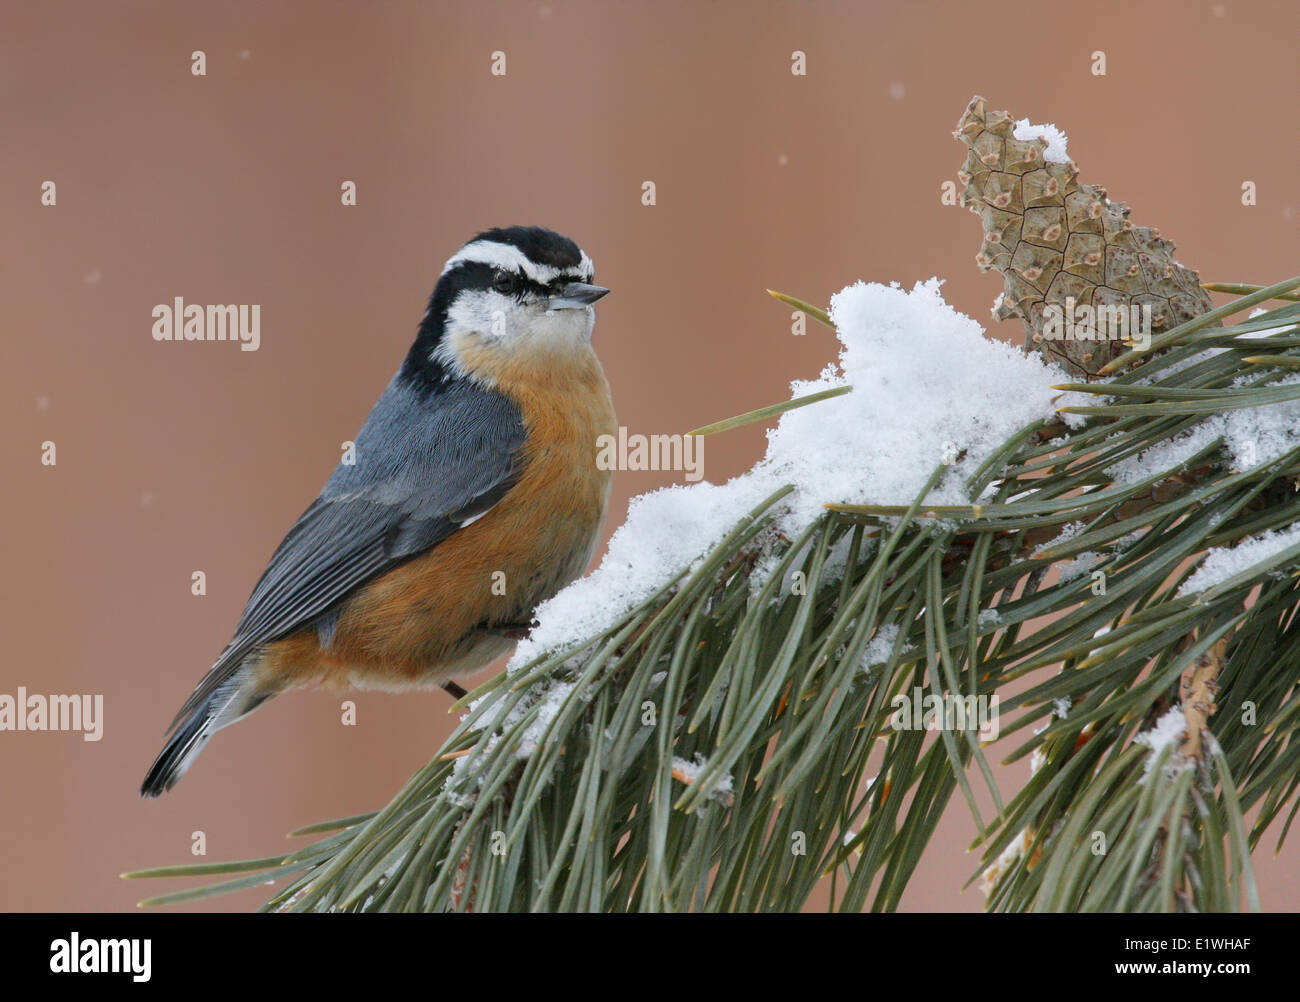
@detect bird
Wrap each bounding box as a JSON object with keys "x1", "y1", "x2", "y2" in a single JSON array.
[{"x1": 141, "y1": 226, "x2": 616, "y2": 797}]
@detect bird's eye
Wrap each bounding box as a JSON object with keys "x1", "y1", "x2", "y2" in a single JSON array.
[{"x1": 492, "y1": 270, "x2": 517, "y2": 295}]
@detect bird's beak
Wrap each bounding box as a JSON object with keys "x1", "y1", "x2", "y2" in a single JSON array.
[{"x1": 548, "y1": 282, "x2": 610, "y2": 311}]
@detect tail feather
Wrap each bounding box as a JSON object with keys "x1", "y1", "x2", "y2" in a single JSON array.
[
  {"x1": 140, "y1": 711, "x2": 212, "y2": 798},
  {"x1": 140, "y1": 667, "x2": 265, "y2": 797}
]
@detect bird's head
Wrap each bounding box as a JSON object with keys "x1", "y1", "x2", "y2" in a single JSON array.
[{"x1": 411, "y1": 227, "x2": 609, "y2": 389}]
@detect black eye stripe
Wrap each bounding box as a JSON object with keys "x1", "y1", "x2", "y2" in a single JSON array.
[
  {"x1": 505, "y1": 274, "x2": 558, "y2": 299},
  {"x1": 548, "y1": 274, "x2": 593, "y2": 289},
  {"x1": 462, "y1": 264, "x2": 592, "y2": 300}
]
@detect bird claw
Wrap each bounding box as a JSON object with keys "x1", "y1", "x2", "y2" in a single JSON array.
[{"x1": 479, "y1": 622, "x2": 535, "y2": 641}]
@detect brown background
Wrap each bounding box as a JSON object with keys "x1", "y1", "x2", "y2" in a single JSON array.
[{"x1": 3, "y1": 0, "x2": 1296, "y2": 911}]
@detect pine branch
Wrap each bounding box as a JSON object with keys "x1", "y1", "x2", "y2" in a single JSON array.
[{"x1": 126, "y1": 99, "x2": 1300, "y2": 913}]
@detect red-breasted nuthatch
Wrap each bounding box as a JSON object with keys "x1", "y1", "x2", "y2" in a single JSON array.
[{"x1": 142, "y1": 227, "x2": 615, "y2": 796}]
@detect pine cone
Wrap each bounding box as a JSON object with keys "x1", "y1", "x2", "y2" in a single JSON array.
[{"x1": 954, "y1": 96, "x2": 1214, "y2": 377}]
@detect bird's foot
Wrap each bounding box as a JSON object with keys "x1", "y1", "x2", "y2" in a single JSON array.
[
  {"x1": 477, "y1": 621, "x2": 536, "y2": 641},
  {"x1": 442, "y1": 622, "x2": 537, "y2": 699}
]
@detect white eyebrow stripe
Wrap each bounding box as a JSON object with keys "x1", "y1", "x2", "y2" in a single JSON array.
[{"x1": 440, "y1": 240, "x2": 594, "y2": 283}]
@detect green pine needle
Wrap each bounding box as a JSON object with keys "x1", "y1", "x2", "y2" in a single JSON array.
[
  {"x1": 127, "y1": 283, "x2": 1300, "y2": 913},
  {"x1": 688, "y1": 385, "x2": 852, "y2": 437}
]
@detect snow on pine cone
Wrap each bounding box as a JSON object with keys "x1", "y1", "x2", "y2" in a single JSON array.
[{"x1": 953, "y1": 95, "x2": 1214, "y2": 378}]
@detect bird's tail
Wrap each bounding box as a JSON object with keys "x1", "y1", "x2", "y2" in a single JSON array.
[{"x1": 140, "y1": 666, "x2": 266, "y2": 797}]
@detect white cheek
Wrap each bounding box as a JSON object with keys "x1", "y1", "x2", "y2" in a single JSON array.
[
  {"x1": 445, "y1": 289, "x2": 517, "y2": 339},
  {"x1": 536, "y1": 306, "x2": 595, "y2": 345},
  {"x1": 433, "y1": 289, "x2": 596, "y2": 379}
]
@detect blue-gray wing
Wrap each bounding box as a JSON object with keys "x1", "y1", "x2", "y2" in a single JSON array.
[{"x1": 169, "y1": 376, "x2": 525, "y2": 728}]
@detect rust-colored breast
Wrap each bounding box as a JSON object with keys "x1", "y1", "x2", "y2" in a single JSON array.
[{"x1": 257, "y1": 341, "x2": 616, "y2": 693}]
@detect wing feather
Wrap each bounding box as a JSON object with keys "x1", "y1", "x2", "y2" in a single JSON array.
[{"x1": 168, "y1": 376, "x2": 525, "y2": 729}]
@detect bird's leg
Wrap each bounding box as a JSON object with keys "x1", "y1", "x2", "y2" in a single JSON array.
[
  {"x1": 475, "y1": 621, "x2": 537, "y2": 641},
  {"x1": 441, "y1": 621, "x2": 537, "y2": 700}
]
